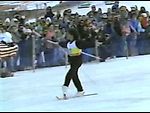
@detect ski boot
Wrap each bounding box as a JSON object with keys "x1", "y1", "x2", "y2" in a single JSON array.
[
  {"x1": 75, "y1": 91, "x2": 85, "y2": 97},
  {"x1": 62, "y1": 85, "x2": 68, "y2": 99}
]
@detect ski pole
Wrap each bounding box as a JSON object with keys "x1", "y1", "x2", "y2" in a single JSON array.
[
  {"x1": 81, "y1": 51, "x2": 101, "y2": 60},
  {"x1": 47, "y1": 40, "x2": 68, "y2": 68},
  {"x1": 47, "y1": 40, "x2": 102, "y2": 61}
]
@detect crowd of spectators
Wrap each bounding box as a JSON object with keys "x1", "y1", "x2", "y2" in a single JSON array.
[{"x1": 1, "y1": 1, "x2": 150, "y2": 77}]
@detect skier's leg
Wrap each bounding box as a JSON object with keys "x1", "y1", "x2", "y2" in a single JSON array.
[
  {"x1": 63, "y1": 68, "x2": 73, "y2": 87},
  {"x1": 71, "y1": 63, "x2": 84, "y2": 95},
  {"x1": 72, "y1": 73, "x2": 83, "y2": 92},
  {"x1": 62, "y1": 68, "x2": 72, "y2": 97},
  {"x1": 72, "y1": 73, "x2": 85, "y2": 96}
]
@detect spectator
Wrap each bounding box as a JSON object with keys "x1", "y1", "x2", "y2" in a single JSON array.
[
  {"x1": 138, "y1": 6, "x2": 147, "y2": 16},
  {"x1": 8, "y1": 25, "x2": 22, "y2": 71},
  {"x1": 59, "y1": 17, "x2": 69, "y2": 31},
  {"x1": 112, "y1": 1, "x2": 119, "y2": 13},
  {"x1": 4, "y1": 18, "x2": 11, "y2": 29},
  {"x1": 43, "y1": 24, "x2": 57, "y2": 67},
  {"x1": 0, "y1": 25, "x2": 17, "y2": 75},
  {"x1": 119, "y1": 6, "x2": 129, "y2": 20},
  {"x1": 97, "y1": 24, "x2": 112, "y2": 62},
  {"x1": 96, "y1": 8, "x2": 103, "y2": 22},
  {"x1": 56, "y1": 10, "x2": 61, "y2": 20},
  {"x1": 45, "y1": 6, "x2": 55, "y2": 21},
  {"x1": 140, "y1": 13, "x2": 149, "y2": 29},
  {"x1": 87, "y1": 5, "x2": 98, "y2": 18},
  {"x1": 145, "y1": 19, "x2": 150, "y2": 39},
  {"x1": 141, "y1": 19, "x2": 150, "y2": 54}
]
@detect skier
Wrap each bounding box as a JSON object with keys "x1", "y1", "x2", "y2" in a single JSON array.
[{"x1": 58, "y1": 28, "x2": 95, "y2": 98}]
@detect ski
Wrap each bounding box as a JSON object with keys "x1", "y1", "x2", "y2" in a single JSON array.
[{"x1": 56, "y1": 93, "x2": 98, "y2": 100}]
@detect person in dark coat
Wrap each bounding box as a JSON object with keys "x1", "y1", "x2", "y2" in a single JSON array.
[
  {"x1": 58, "y1": 28, "x2": 95, "y2": 98},
  {"x1": 44, "y1": 6, "x2": 55, "y2": 21}
]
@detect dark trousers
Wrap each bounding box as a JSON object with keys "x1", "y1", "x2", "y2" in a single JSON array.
[{"x1": 63, "y1": 55, "x2": 83, "y2": 92}]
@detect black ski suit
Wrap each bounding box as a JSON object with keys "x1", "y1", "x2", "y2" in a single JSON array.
[{"x1": 59, "y1": 39, "x2": 95, "y2": 92}]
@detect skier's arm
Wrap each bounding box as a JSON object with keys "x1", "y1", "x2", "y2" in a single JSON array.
[
  {"x1": 46, "y1": 40, "x2": 68, "y2": 48},
  {"x1": 76, "y1": 38, "x2": 95, "y2": 49},
  {"x1": 48, "y1": 39, "x2": 95, "y2": 49},
  {"x1": 58, "y1": 40, "x2": 69, "y2": 48}
]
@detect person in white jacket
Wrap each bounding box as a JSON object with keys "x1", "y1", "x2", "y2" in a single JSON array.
[
  {"x1": 0, "y1": 25, "x2": 16, "y2": 77},
  {"x1": 0, "y1": 26, "x2": 13, "y2": 43}
]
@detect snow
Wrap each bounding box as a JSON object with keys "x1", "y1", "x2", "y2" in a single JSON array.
[
  {"x1": 22, "y1": 1, "x2": 61, "y2": 10},
  {"x1": 1, "y1": 1, "x2": 150, "y2": 112},
  {"x1": 1, "y1": 1, "x2": 150, "y2": 12},
  {"x1": 1, "y1": 55, "x2": 150, "y2": 112},
  {"x1": 69, "y1": 1, "x2": 150, "y2": 15}
]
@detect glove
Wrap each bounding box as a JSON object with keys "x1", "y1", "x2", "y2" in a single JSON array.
[
  {"x1": 1, "y1": 40, "x2": 7, "y2": 44},
  {"x1": 7, "y1": 42, "x2": 15, "y2": 47}
]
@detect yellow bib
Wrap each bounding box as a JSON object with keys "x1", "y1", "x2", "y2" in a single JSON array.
[{"x1": 67, "y1": 41, "x2": 82, "y2": 56}]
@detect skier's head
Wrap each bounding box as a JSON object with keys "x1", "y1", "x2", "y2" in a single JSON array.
[{"x1": 67, "y1": 28, "x2": 79, "y2": 41}]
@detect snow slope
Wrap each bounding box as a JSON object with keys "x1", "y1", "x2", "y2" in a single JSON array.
[
  {"x1": 1, "y1": 55, "x2": 150, "y2": 112},
  {"x1": 1, "y1": 1, "x2": 150, "y2": 112}
]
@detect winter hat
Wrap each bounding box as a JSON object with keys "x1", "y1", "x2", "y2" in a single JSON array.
[
  {"x1": 12, "y1": 18, "x2": 19, "y2": 22},
  {"x1": 5, "y1": 18, "x2": 11, "y2": 23},
  {"x1": 46, "y1": 17, "x2": 52, "y2": 23},
  {"x1": 141, "y1": 13, "x2": 147, "y2": 17},
  {"x1": 120, "y1": 6, "x2": 127, "y2": 11},
  {"x1": 130, "y1": 6, "x2": 136, "y2": 11}
]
